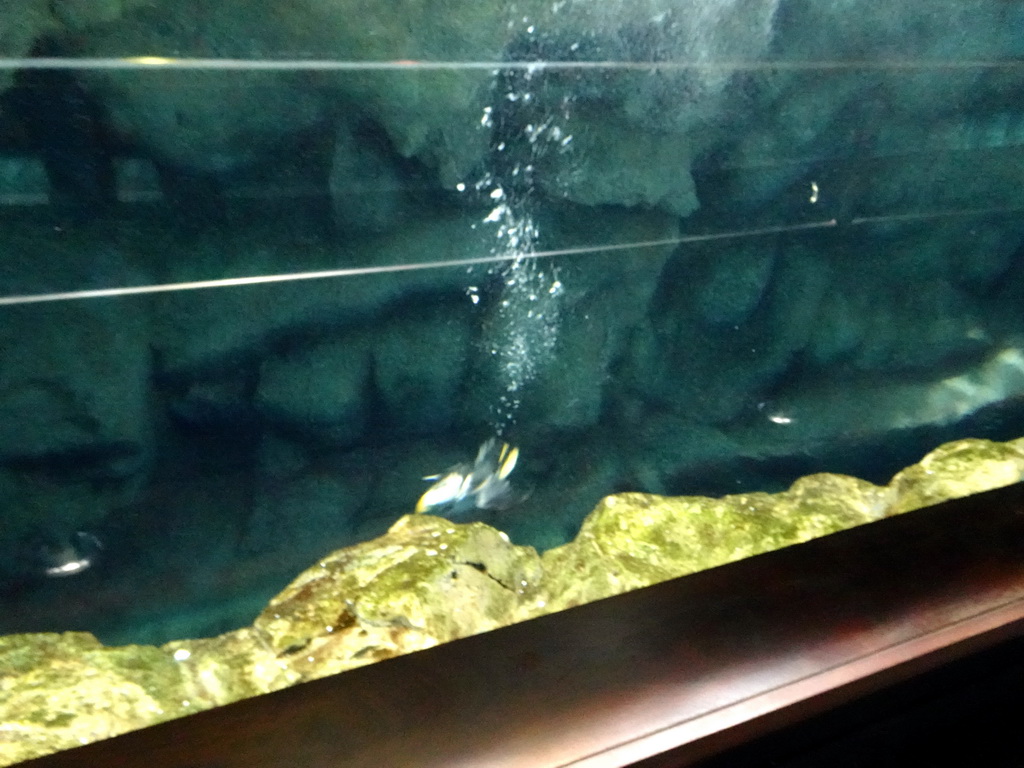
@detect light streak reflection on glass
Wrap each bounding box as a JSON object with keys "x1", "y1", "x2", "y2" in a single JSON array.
[{"x1": 0, "y1": 222, "x2": 836, "y2": 307}]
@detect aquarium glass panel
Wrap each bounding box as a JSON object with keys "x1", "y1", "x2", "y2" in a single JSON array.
[{"x1": 3, "y1": 1, "x2": 1024, "y2": 753}]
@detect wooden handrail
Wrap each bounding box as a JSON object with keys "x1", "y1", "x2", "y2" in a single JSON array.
[{"x1": 20, "y1": 481, "x2": 1024, "y2": 768}]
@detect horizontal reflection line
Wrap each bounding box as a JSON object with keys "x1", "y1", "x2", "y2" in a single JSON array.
[
  {"x1": 0, "y1": 220, "x2": 835, "y2": 307},
  {"x1": 0, "y1": 57, "x2": 1021, "y2": 72},
  {"x1": 850, "y1": 204, "x2": 1024, "y2": 225}
]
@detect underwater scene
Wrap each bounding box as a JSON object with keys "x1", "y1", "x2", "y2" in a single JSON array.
[{"x1": 5, "y1": 1, "x2": 1024, "y2": 756}]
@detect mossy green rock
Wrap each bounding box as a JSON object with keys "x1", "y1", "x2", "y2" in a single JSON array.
[
  {"x1": 3, "y1": 437, "x2": 1024, "y2": 766},
  {"x1": 0, "y1": 632, "x2": 190, "y2": 766},
  {"x1": 887, "y1": 437, "x2": 1024, "y2": 515},
  {"x1": 534, "y1": 473, "x2": 892, "y2": 614},
  {"x1": 252, "y1": 514, "x2": 543, "y2": 679}
]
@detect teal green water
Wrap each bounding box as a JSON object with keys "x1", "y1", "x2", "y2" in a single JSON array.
[{"x1": 3, "y1": 0, "x2": 1024, "y2": 644}]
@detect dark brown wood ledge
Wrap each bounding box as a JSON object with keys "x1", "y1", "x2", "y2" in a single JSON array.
[{"x1": 21, "y1": 481, "x2": 1024, "y2": 768}]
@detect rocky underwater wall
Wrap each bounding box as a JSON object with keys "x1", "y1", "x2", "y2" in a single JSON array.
[{"x1": 2, "y1": 0, "x2": 1024, "y2": 647}]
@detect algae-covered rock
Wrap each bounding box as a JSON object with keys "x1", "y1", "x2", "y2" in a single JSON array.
[
  {"x1": 534, "y1": 473, "x2": 891, "y2": 614},
  {"x1": 159, "y1": 626, "x2": 300, "y2": 709},
  {"x1": 252, "y1": 513, "x2": 543, "y2": 679},
  {"x1": 887, "y1": 437, "x2": 1024, "y2": 515},
  {"x1": 3, "y1": 436, "x2": 1024, "y2": 766},
  {"x1": 0, "y1": 632, "x2": 190, "y2": 766}
]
